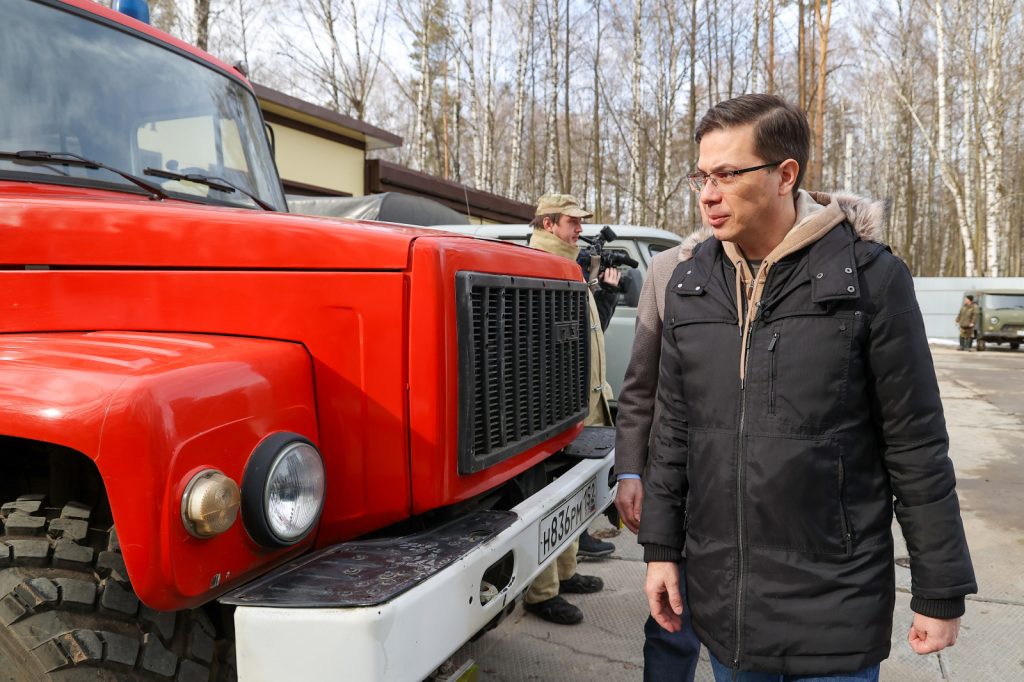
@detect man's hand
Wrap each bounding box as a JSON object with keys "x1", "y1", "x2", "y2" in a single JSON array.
[
  {"x1": 600, "y1": 267, "x2": 621, "y2": 288},
  {"x1": 645, "y1": 562, "x2": 683, "y2": 632},
  {"x1": 908, "y1": 614, "x2": 960, "y2": 654},
  {"x1": 614, "y1": 478, "x2": 643, "y2": 533}
]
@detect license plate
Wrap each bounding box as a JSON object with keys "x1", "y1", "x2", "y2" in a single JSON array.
[{"x1": 538, "y1": 478, "x2": 597, "y2": 563}]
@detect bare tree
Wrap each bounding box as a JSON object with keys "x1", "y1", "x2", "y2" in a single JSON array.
[
  {"x1": 541, "y1": 0, "x2": 561, "y2": 192},
  {"x1": 280, "y1": 0, "x2": 388, "y2": 119},
  {"x1": 195, "y1": 0, "x2": 212, "y2": 51},
  {"x1": 169, "y1": 0, "x2": 1024, "y2": 276},
  {"x1": 590, "y1": 0, "x2": 604, "y2": 217},
  {"x1": 981, "y1": 0, "x2": 1015, "y2": 275},
  {"x1": 508, "y1": 0, "x2": 537, "y2": 197},
  {"x1": 934, "y1": 0, "x2": 978, "y2": 275},
  {"x1": 808, "y1": 0, "x2": 833, "y2": 189},
  {"x1": 628, "y1": 0, "x2": 643, "y2": 222}
]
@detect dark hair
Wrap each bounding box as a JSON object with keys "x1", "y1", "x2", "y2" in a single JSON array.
[
  {"x1": 694, "y1": 94, "x2": 810, "y2": 192},
  {"x1": 966, "y1": 294, "x2": 975, "y2": 302},
  {"x1": 530, "y1": 213, "x2": 561, "y2": 229}
]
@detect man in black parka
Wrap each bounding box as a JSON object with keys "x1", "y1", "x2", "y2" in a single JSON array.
[{"x1": 639, "y1": 94, "x2": 976, "y2": 681}]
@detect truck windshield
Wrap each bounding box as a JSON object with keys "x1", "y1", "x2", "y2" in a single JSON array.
[
  {"x1": 0, "y1": 0, "x2": 286, "y2": 211},
  {"x1": 984, "y1": 294, "x2": 1024, "y2": 310}
]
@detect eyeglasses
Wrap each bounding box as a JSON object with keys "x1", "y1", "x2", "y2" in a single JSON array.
[{"x1": 686, "y1": 161, "x2": 784, "y2": 193}]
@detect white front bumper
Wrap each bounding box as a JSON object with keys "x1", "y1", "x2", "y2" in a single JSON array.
[{"x1": 232, "y1": 450, "x2": 616, "y2": 681}]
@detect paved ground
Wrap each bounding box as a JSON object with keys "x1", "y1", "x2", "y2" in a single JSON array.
[{"x1": 455, "y1": 344, "x2": 1024, "y2": 681}]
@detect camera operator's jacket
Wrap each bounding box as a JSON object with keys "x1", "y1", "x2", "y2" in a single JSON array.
[
  {"x1": 638, "y1": 191, "x2": 977, "y2": 675},
  {"x1": 530, "y1": 227, "x2": 614, "y2": 426}
]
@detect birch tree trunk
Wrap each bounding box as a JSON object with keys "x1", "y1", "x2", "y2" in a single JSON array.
[
  {"x1": 935, "y1": 0, "x2": 978, "y2": 275},
  {"x1": 751, "y1": 0, "x2": 761, "y2": 91},
  {"x1": 958, "y1": 0, "x2": 980, "y2": 273},
  {"x1": 452, "y1": 38, "x2": 463, "y2": 182},
  {"x1": 483, "y1": 0, "x2": 496, "y2": 192},
  {"x1": 563, "y1": 0, "x2": 572, "y2": 194},
  {"x1": 629, "y1": 0, "x2": 643, "y2": 223},
  {"x1": 652, "y1": 0, "x2": 685, "y2": 232},
  {"x1": 687, "y1": 0, "x2": 698, "y2": 230},
  {"x1": 508, "y1": 0, "x2": 536, "y2": 198},
  {"x1": 798, "y1": 0, "x2": 806, "y2": 110},
  {"x1": 413, "y1": 0, "x2": 433, "y2": 170},
  {"x1": 542, "y1": 0, "x2": 560, "y2": 192},
  {"x1": 981, "y1": 0, "x2": 1012, "y2": 275},
  {"x1": 810, "y1": 0, "x2": 833, "y2": 189},
  {"x1": 767, "y1": 0, "x2": 775, "y2": 94},
  {"x1": 465, "y1": 0, "x2": 484, "y2": 188},
  {"x1": 591, "y1": 0, "x2": 603, "y2": 218},
  {"x1": 194, "y1": 0, "x2": 211, "y2": 51}
]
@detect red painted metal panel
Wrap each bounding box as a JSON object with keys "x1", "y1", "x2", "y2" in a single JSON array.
[
  {"x1": 0, "y1": 183, "x2": 416, "y2": 270},
  {"x1": 0, "y1": 266, "x2": 412, "y2": 609},
  {"x1": 406, "y1": 237, "x2": 585, "y2": 513},
  {"x1": 0, "y1": 332, "x2": 317, "y2": 610}
]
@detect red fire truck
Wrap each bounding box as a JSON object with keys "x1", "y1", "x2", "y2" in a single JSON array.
[{"x1": 0, "y1": 1, "x2": 616, "y2": 679}]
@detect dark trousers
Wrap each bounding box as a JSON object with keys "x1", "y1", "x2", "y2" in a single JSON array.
[{"x1": 643, "y1": 563, "x2": 701, "y2": 682}]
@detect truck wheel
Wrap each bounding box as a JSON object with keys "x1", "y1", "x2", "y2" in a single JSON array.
[
  {"x1": 1011, "y1": 342, "x2": 1020, "y2": 351},
  {"x1": 0, "y1": 494, "x2": 232, "y2": 681},
  {"x1": 976, "y1": 339, "x2": 986, "y2": 351}
]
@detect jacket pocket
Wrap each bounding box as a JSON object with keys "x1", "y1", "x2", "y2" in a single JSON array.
[
  {"x1": 761, "y1": 316, "x2": 853, "y2": 427},
  {"x1": 744, "y1": 435, "x2": 849, "y2": 554}
]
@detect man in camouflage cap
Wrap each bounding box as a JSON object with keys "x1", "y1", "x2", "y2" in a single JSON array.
[{"x1": 522, "y1": 193, "x2": 617, "y2": 625}]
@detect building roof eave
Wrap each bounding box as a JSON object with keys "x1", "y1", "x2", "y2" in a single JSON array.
[{"x1": 253, "y1": 84, "x2": 403, "y2": 151}]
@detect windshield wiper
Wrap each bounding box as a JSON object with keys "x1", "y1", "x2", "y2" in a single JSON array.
[
  {"x1": 144, "y1": 167, "x2": 275, "y2": 211},
  {"x1": 0, "y1": 150, "x2": 168, "y2": 201}
]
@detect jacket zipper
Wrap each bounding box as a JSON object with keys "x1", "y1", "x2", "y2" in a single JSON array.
[
  {"x1": 838, "y1": 456, "x2": 853, "y2": 555},
  {"x1": 733, "y1": 303, "x2": 758, "y2": 675},
  {"x1": 767, "y1": 332, "x2": 779, "y2": 415}
]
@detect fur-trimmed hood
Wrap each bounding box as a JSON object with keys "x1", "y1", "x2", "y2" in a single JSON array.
[
  {"x1": 677, "y1": 225, "x2": 714, "y2": 262},
  {"x1": 805, "y1": 190, "x2": 886, "y2": 244}
]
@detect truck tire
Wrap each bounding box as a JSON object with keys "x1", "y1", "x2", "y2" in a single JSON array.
[
  {"x1": 0, "y1": 494, "x2": 232, "y2": 681},
  {"x1": 976, "y1": 338, "x2": 986, "y2": 351},
  {"x1": 1011, "y1": 342, "x2": 1020, "y2": 351}
]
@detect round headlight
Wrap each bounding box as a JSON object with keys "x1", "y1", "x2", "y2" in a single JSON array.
[
  {"x1": 242, "y1": 433, "x2": 325, "y2": 547},
  {"x1": 990, "y1": 316, "x2": 999, "y2": 325},
  {"x1": 265, "y1": 442, "x2": 325, "y2": 542}
]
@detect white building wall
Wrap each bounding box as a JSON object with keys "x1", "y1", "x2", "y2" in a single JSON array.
[{"x1": 912, "y1": 278, "x2": 1024, "y2": 340}]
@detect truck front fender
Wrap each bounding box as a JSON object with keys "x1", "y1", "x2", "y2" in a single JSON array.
[{"x1": 0, "y1": 331, "x2": 318, "y2": 610}]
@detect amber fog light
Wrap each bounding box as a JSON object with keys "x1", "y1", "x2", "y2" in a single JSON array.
[{"x1": 181, "y1": 469, "x2": 241, "y2": 538}]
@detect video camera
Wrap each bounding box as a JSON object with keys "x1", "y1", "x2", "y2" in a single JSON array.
[{"x1": 577, "y1": 226, "x2": 640, "y2": 280}]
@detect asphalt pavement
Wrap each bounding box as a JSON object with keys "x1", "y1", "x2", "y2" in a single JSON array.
[{"x1": 454, "y1": 344, "x2": 1024, "y2": 681}]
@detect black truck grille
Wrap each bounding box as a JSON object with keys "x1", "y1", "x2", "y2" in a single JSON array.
[{"x1": 456, "y1": 272, "x2": 589, "y2": 474}]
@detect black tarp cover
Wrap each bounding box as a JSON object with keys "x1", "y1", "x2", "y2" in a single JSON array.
[{"x1": 287, "y1": 192, "x2": 470, "y2": 226}]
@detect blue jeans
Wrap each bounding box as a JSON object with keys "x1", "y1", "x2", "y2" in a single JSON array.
[
  {"x1": 709, "y1": 654, "x2": 880, "y2": 682},
  {"x1": 643, "y1": 563, "x2": 701, "y2": 682}
]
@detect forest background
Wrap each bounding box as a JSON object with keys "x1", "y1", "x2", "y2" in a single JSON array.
[{"x1": 105, "y1": 0, "x2": 1022, "y2": 276}]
